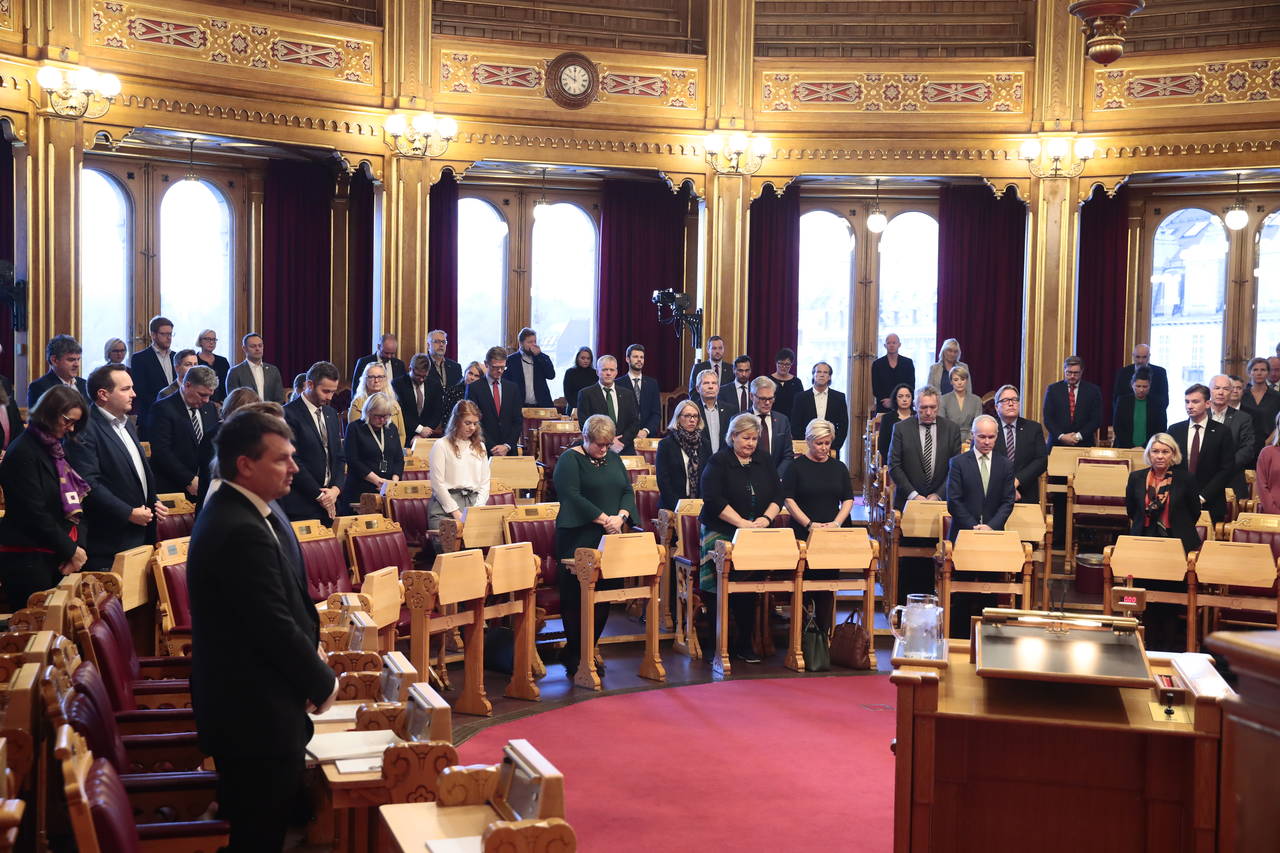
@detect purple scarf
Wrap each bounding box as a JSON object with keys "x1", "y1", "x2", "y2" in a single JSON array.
[{"x1": 27, "y1": 422, "x2": 90, "y2": 521}]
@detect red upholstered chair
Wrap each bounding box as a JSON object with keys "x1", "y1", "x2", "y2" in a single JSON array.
[
  {"x1": 154, "y1": 493, "x2": 196, "y2": 542},
  {"x1": 668, "y1": 499, "x2": 705, "y2": 659},
  {"x1": 633, "y1": 437, "x2": 659, "y2": 468},
  {"x1": 632, "y1": 475, "x2": 661, "y2": 534},
  {"x1": 521, "y1": 407, "x2": 561, "y2": 455},
  {"x1": 402, "y1": 455, "x2": 430, "y2": 481},
  {"x1": 70, "y1": 660, "x2": 195, "y2": 735},
  {"x1": 1065, "y1": 458, "x2": 1132, "y2": 576},
  {"x1": 504, "y1": 503, "x2": 562, "y2": 622},
  {"x1": 76, "y1": 595, "x2": 191, "y2": 713},
  {"x1": 535, "y1": 421, "x2": 582, "y2": 500},
  {"x1": 620, "y1": 455, "x2": 653, "y2": 485},
  {"x1": 383, "y1": 481, "x2": 434, "y2": 552},
  {"x1": 486, "y1": 481, "x2": 516, "y2": 506},
  {"x1": 345, "y1": 516, "x2": 414, "y2": 585},
  {"x1": 291, "y1": 520, "x2": 355, "y2": 602},
  {"x1": 150, "y1": 538, "x2": 192, "y2": 656}
]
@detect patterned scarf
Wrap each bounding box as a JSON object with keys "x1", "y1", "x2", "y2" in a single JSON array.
[
  {"x1": 27, "y1": 422, "x2": 90, "y2": 521},
  {"x1": 1143, "y1": 471, "x2": 1171, "y2": 535},
  {"x1": 674, "y1": 426, "x2": 702, "y2": 497}
]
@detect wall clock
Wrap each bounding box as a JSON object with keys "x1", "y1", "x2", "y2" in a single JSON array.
[{"x1": 545, "y1": 52, "x2": 598, "y2": 110}]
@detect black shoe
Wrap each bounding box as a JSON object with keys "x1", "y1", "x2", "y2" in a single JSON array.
[{"x1": 734, "y1": 647, "x2": 762, "y2": 664}]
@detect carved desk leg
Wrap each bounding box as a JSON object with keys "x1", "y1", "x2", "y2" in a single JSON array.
[
  {"x1": 638, "y1": 564, "x2": 666, "y2": 683},
  {"x1": 572, "y1": 551, "x2": 603, "y2": 691},
  {"x1": 712, "y1": 542, "x2": 732, "y2": 678},
  {"x1": 504, "y1": 588, "x2": 541, "y2": 702},
  {"x1": 453, "y1": 599, "x2": 491, "y2": 717},
  {"x1": 785, "y1": 570, "x2": 805, "y2": 673}
]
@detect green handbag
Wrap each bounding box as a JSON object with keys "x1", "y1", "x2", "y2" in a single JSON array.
[{"x1": 802, "y1": 605, "x2": 831, "y2": 672}]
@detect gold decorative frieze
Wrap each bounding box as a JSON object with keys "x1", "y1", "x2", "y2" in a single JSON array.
[
  {"x1": 0, "y1": 0, "x2": 13, "y2": 33},
  {"x1": 1092, "y1": 57, "x2": 1276, "y2": 111},
  {"x1": 89, "y1": 0, "x2": 376, "y2": 85},
  {"x1": 759, "y1": 69, "x2": 1027, "y2": 114}
]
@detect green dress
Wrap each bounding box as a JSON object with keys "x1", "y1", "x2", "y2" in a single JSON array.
[{"x1": 552, "y1": 448, "x2": 638, "y2": 560}]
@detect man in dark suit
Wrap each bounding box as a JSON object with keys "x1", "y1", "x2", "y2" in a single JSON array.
[
  {"x1": 576, "y1": 354, "x2": 640, "y2": 455},
  {"x1": 465, "y1": 345, "x2": 522, "y2": 456},
  {"x1": 1209, "y1": 374, "x2": 1255, "y2": 505},
  {"x1": 425, "y1": 329, "x2": 463, "y2": 430},
  {"x1": 67, "y1": 364, "x2": 162, "y2": 571},
  {"x1": 1043, "y1": 355, "x2": 1103, "y2": 448},
  {"x1": 1169, "y1": 383, "x2": 1236, "y2": 524},
  {"x1": 616, "y1": 343, "x2": 661, "y2": 439},
  {"x1": 226, "y1": 332, "x2": 286, "y2": 404},
  {"x1": 188, "y1": 408, "x2": 337, "y2": 849},
  {"x1": 505, "y1": 327, "x2": 556, "y2": 408},
  {"x1": 992, "y1": 384, "x2": 1049, "y2": 504},
  {"x1": 1112, "y1": 368, "x2": 1167, "y2": 450},
  {"x1": 887, "y1": 388, "x2": 962, "y2": 511},
  {"x1": 871, "y1": 333, "x2": 916, "y2": 414},
  {"x1": 1112, "y1": 343, "x2": 1170, "y2": 417},
  {"x1": 718, "y1": 355, "x2": 755, "y2": 415},
  {"x1": 790, "y1": 361, "x2": 849, "y2": 455},
  {"x1": 280, "y1": 361, "x2": 345, "y2": 524},
  {"x1": 129, "y1": 315, "x2": 177, "y2": 431},
  {"x1": 27, "y1": 334, "x2": 90, "y2": 409},
  {"x1": 392, "y1": 353, "x2": 440, "y2": 445},
  {"x1": 694, "y1": 368, "x2": 733, "y2": 454},
  {"x1": 146, "y1": 365, "x2": 219, "y2": 497},
  {"x1": 687, "y1": 335, "x2": 733, "y2": 398},
  {"x1": 351, "y1": 333, "x2": 407, "y2": 389},
  {"x1": 946, "y1": 415, "x2": 1016, "y2": 540},
  {"x1": 750, "y1": 376, "x2": 792, "y2": 470}
]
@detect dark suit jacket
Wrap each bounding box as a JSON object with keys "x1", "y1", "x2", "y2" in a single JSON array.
[
  {"x1": 1112, "y1": 396, "x2": 1168, "y2": 449},
  {"x1": 505, "y1": 350, "x2": 556, "y2": 408},
  {"x1": 945, "y1": 451, "x2": 1015, "y2": 540},
  {"x1": 576, "y1": 383, "x2": 640, "y2": 455},
  {"x1": 146, "y1": 392, "x2": 218, "y2": 495},
  {"x1": 188, "y1": 483, "x2": 334, "y2": 758},
  {"x1": 1215, "y1": 407, "x2": 1256, "y2": 499},
  {"x1": 718, "y1": 381, "x2": 753, "y2": 416},
  {"x1": 698, "y1": 400, "x2": 734, "y2": 454},
  {"x1": 1168, "y1": 418, "x2": 1234, "y2": 522},
  {"x1": 197, "y1": 353, "x2": 232, "y2": 403},
  {"x1": 281, "y1": 397, "x2": 346, "y2": 523},
  {"x1": 351, "y1": 354, "x2": 407, "y2": 390},
  {"x1": 887, "y1": 417, "x2": 962, "y2": 511},
  {"x1": 655, "y1": 432, "x2": 711, "y2": 511},
  {"x1": 128, "y1": 348, "x2": 175, "y2": 427},
  {"x1": 753, "y1": 411, "x2": 793, "y2": 470},
  {"x1": 424, "y1": 358, "x2": 463, "y2": 429},
  {"x1": 992, "y1": 416, "x2": 1049, "y2": 504},
  {"x1": 0, "y1": 431, "x2": 80, "y2": 562},
  {"x1": 465, "y1": 378, "x2": 522, "y2": 453},
  {"x1": 871, "y1": 355, "x2": 916, "y2": 413},
  {"x1": 687, "y1": 359, "x2": 733, "y2": 398},
  {"x1": 1112, "y1": 363, "x2": 1170, "y2": 413},
  {"x1": 0, "y1": 375, "x2": 24, "y2": 450},
  {"x1": 67, "y1": 406, "x2": 158, "y2": 569},
  {"x1": 391, "y1": 374, "x2": 440, "y2": 445},
  {"x1": 1125, "y1": 466, "x2": 1203, "y2": 555},
  {"x1": 616, "y1": 374, "x2": 662, "y2": 436},
  {"x1": 790, "y1": 388, "x2": 849, "y2": 453},
  {"x1": 1043, "y1": 380, "x2": 1103, "y2": 448},
  {"x1": 27, "y1": 371, "x2": 90, "y2": 410},
  {"x1": 226, "y1": 360, "x2": 286, "y2": 405}
]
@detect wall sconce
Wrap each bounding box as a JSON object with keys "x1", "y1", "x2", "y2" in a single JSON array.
[
  {"x1": 36, "y1": 64, "x2": 121, "y2": 119},
  {"x1": 1020, "y1": 137, "x2": 1095, "y2": 178},
  {"x1": 704, "y1": 132, "x2": 770, "y2": 175},
  {"x1": 383, "y1": 112, "x2": 458, "y2": 158},
  {"x1": 1224, "y1": 173, "x2": 1249, "y2": 231}
]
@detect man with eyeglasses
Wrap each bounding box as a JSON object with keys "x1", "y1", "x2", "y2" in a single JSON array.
[
  {"x1": 424, "y1": 329, "x2": 462, "y2": 431},
  {"x1": 464, "y1": 345, "x2": 522, "y2": 456},
  {"x1": 750, "y1": 376, "x2": 791, "y2": 470},
  {"x1": 992, "y1": 384, "x2": 1048, "y2": 504},
  {"x1": 129, "y1": 315, "x2": 176, "y2": 432}
]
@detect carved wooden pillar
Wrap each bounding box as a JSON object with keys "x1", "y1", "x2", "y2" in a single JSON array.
[
  {"x1": 247, "y1": 170, "x2": 265, "y2": 335},
  {"x1": 27, "y1": 0, "x2": 83, "y2": 62},
  {"x1": 384, "y1": 0, "x2": 431, "y2": 110},
  {"x1": 384, "y1": 154, "x2": 429, "y2": 348},
  {"x1": 330, "y1": 169, "x2": 352, "y2": 377}
]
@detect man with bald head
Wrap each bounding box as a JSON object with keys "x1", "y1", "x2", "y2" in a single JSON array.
[
  {"x1": 946, "y1": 415, "x2": 1015, "y2": 541},
  {"x1": 871, "y1": 333, "x2": 915, "y2": 414},
  {"x1": 1113, "y1": 344, "x2": 1169, "y2": 415},
  {"x1": 1209, "y1": 373, "x2": 1255, "y2": 499}
]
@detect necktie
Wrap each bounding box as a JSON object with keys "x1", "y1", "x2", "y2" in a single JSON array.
[
  {"x1": 415, "y1": 382, "x2": 424, "y2": 415},
  {"x1": 266, "y1": 509, "x2": 304, "y2": 586},
  {"x1": 315, "y1": 407, "x2": 330, "y2": 484},
  {"x1": 633, "y1": 376, "x2": 642, "y2": 406},
  {"x1": 1190, "y1": 423, "x2": 1201, "y2": 475},
  {"x1": 189, "y1": 407, "x2": 203, "y2": 443},
  {"x1": 739, "y1": 385, "x2": 748, "y2": 413},
  {"x1": 1068, "y1": 384, "x2": 1077, "y2": 421},
  {"x1": 491, "y1": 380, "x2": 501, "y2": 414},
  {"x1": 760, "y1": 417, "x2": 770, "y2": 457},
  {"x1": 605, "y1": 387, "x2": 616, "y2": 421},
  {"x1": 1005, "y1": 423, "x2": 1016, "y2": 462},
  {"x1": 979, "y1": 454, "x2": 990, "y2": 493},
  {"x1": 922, "y1": 423, "x2": 934, "y2": 483}
]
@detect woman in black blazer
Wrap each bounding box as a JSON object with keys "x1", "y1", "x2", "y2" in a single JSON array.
[
  {"x1": 1242, "y1": 357, "x2": 1280, "y2": 459},
  {"x1": 341, "y1": 392, "x2": 405, "y2": 511},
  {"x1": 656, "y1": 400, "x2": 711, "y2": 511},
  {"x1": 195, "y1": 329, "x2": 232, "y2": 403},
  {"x1": 877, "y1": 383, "x2": 914, "y2": 463},
  {"x1": 0, "y1": 385, "x2": 89, "y2": 610},
  {"x1": 0, "y1": 371, "x2": 23, "y2": 455}
]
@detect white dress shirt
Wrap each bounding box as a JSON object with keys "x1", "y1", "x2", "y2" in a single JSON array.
[
  {"x1": 101, "y1": 408, "x2": 148, "y2": 493},
  {"x1": 155, "y1": 345, "x2": 174, "y2": 384},
  {"x1": 248, "y1": 360, "x2": 266, "y2": 399},
  {"x1": 522, "y1": 356, "x2": 537, "y2": 405},
  {"x1": 429, "y1": 438, "x2": 491, "y2": 513},
  {"x1": 813, "y1": 389, "x2": 829, "y2": 422},
  {"x1": 301, "y1": 394, "x2": 332, "y2": 486},
  {"x1": 703, "y1": 403, "x2": 721, "y2": 453}
]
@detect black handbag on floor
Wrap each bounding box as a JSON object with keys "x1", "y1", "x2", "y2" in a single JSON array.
[{"x1": 802, "y1": 605, "x2": 831, "y2": 672}]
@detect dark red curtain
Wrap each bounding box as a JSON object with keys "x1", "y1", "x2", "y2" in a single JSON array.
[
  {"x1": 426, "y1": 170, "x2": 458, "y2": 360},
  {"x1": 936, "y1": 184, "x2": 1027, "y2": 395},
  {"x1": 346, "y1": 168, "x2": 375, "y2": 366},
  {"x1": 0, "y1": 137, "x2": 12, "y2": 380},
  {"x1": 262, "y1": 160, "x2": 334, "y2": 381},
  {"x1": 1077, "y1": 183, "x2": 1131, "y2": 424},
  {"x1": 597, "y1": 179, "x2": 688, "y2": 392},
  {"x1": 746, "y1": 183, "x2": 800, "y2": 368}
]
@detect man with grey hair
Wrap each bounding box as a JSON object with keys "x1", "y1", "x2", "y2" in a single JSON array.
[
  {"x1": 750, "y1": 376, "x2": 791, "y2": 469},
  {"x1": 393, "y1": 352, "x2": 439, "y2": 444},
  {"x1": 992, "y1": 384, "x2": 1048, "y2": 504},
  {"x1": 424, "y1": 329, "x2": 462, "y2": 430},
  {"x1": 575, "y1": 354, "x2": 640, "y2": 454},
  {"x1": 946, "y1": 414, "x2": 1015, "y2": 541},
  {"x1": 696, "y1": 368, "x2": 733, "y2": 454},
  {"x1": 887, "y1": 386, "x2": 961, "y2": 511},
  {"x1": 1208, "y1": 373, "x2": 1255, "y2": 500},
  {"x1": 148, "y1": 364, "x2": 220, "y2": 496}
]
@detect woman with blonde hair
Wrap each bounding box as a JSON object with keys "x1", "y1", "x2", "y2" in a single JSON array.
[
  {"x1": 428, "y1": 399, "x2": 490, "y2": 529},
  {"x1": 194, "y1": 329, "x2": 231, "y2": 402},
  {"x1": 103, "y1": 338, "x2": 128, "y2": 366},
  {"x1": 927, "y1": 338, "x2": 970, "y2": 396},
  {"x1": 655, "y1": 399, "x2": 710, "y2": 511},
  {"x1": 349, "y1": 361, "x2": 407, "y2": 439},
  {"x1": 939, "y1": 364, "x2": 982, "y2": 432},
  {"x1": 440, "y1": 361, "x2": 484, "y2": 431},
  {"x1": 342, "y1": 391, "x2": 405, "y2": 511}
]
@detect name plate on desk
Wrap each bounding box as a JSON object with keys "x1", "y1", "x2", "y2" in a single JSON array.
[{"x1": 974, "y1": 609, "x2": 1156, "y2": 688}]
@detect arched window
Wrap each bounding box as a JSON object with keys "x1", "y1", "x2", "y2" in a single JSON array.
[
  {"x1": 160, "y1": 179, "x2": 233, "y2": 349},
  {"x1": 1255, "y1": 210, "x2": 1280, "y2": 360},
  {"x1": 1151, "y1": 208, "x2": 1227, "y2": 423},
  {"x1": 80, "y1": 169, "x2": 130, "y2": 363},
  {"x1": 878, "y1": 211, "x2": 939, "y2": 373},
  {"x1": 798, "y1": 210, "x2": 853, "y2": 394},
  {"x1": 531, "y1": 202, "x2": 597, "y2": 379},
  {"x1": 456, "y1": 197, "x2": 509, "y2": 367}
]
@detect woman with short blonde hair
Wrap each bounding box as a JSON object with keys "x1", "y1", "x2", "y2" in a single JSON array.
[
  {"x1": 656, "y1": 400, "x2": 709, "y2": 511},
  {"x1": 342, "y1": 391, "x2": 405, "y2": 511},
  {"x1": 927, "y1": 338, "x2": 971, "y2": 396}
]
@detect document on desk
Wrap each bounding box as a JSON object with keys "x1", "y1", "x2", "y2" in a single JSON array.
[
  {"x1": 334, "y1": 756, "x2": 383, "y2": 774},
  {"x1": 306, "y1": 729, "x2": 400, "y2": 762},
  {"x1": 309, "y1": 702, "x2": 359, "y2": 724},
  {"x1": 425, "y1": 838, "x2": 483, "y2": 853}
]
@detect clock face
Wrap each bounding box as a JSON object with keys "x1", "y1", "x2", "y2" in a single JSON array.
[{"x1": 560, "y1": 64, "x2": 591, "y2": 96}]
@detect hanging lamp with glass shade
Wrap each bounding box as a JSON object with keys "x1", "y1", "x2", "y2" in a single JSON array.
[
  {"x1": 1225, "y1": 172, "x2": 1249, "y2": 231},
  {"x1": 866, "y1": 178, "x2": 888, "y2": 234}
]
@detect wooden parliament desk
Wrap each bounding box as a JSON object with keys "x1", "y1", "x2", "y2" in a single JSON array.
[{"x1": 891, "y1": 618, "x2": 1232, "y2": 853}]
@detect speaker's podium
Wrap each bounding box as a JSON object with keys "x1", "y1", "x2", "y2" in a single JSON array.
[{"x1": 891, "y1": 609, "x2": 1231, "y2": 853}]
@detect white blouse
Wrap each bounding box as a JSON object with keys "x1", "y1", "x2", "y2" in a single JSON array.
[{"x1": 428, "y1": 438, "x2": 491, "y2": 513}]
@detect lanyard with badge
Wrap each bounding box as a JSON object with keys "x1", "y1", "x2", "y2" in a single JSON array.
[{"x1": 368, "y1": 422, "x2": 388, "y2": 474}]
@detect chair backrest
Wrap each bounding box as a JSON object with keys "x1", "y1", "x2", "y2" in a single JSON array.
[
  {"x1": 154, "y1": 493, "x2": 196, "y2": 542},
  {"x1": 536, "y1": 421, "x2": 581, "y2": 467},
  {"x1": 429, "y1": 549, "x2": 490, "y2": 605},
  {"x1": 727, "y1": 527, "x2": 800, "y2": 573},
  {"x1": 633, "y1": 437, "x2": 659, "y2": 467},
  {"x1": 675, "y1": 498, "x2": 704, "y2": 564},
  {"x1": 504, "y1": 503, "x2": 560, "y2": 559},
  {"x1": 292, "y1": 520, "x2": 354, "y2": 601},
  {"x1": 632, "y1": 474, "x2": 660, "y2": 533},
  {"x1": 598, "y1": 532, "x2": 663, "y2": 580},
  {"x1": 1227, "y1": 513, "x2": 1280, "y2": 560},
  {"x1": 82, "y1": 617, "x2": 135, "y2": 712},
  {"x1": 951, "y1": 529, "x2": 1027, "y2": 574},
  {"x1": 898, "y1": 500, "x2": 949, "y2": 539},
  {"x1": 487, "y1": 480, "x2": 517, "y2": 506},
  {"x1": 358, "y1": 567, "x2": 403, "y2": 628},
  {"x1": 107, "y1": 545, "x2": 152, "y2": 612},
  {"x1": 348, "y1": 520, "x2": 413, "y2": 582},
  {"x1": 1108, "y1": 535, "x2": 1190, "y2": 583},
  {"x1": 487, "y1": 542, "x2": 538, "y2": 595},
  {"x1": 522, "y1": 408, "x2": 561, "y2": 451},
  {"x1": 1194, "y1": 540, "x2": 1279, "y2": 588},
  {"x1": 334, "y1": 513, "x2": 391, "y2": 543},
  {"x1": 459, "y1": 504, "x2": 516, "y2": 548},
  {"x1": 384, "y1": 481, "x2": 434, "y2": 549},
  {"x1": 410, "y1": 436, "x2": 438, "y2": 459},
  {"x1": 56, "y1": 725, "x2": 142, "y2": 853},
  {"x1": 489, "y1": 456, "x2": 541, "y2": 492},
  {"x1": 151, "y1": 537, "x2": 191, "y2": 631},
  {"x1": 401, "y1": 455, "x2": 430, "y2": 481},
  {"x1": 804, "y1": 527, "x2": 875, "y2": 571},
  {"x1": 62, "y1": 686, "x2": 127, "y2": 772}
]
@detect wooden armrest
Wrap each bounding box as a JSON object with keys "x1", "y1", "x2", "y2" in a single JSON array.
[{"x1": 136, "y1": 820, "x2": 230, "y2": 839}]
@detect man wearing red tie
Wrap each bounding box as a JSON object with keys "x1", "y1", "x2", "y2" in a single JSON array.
[
  {"x1": 1169, "y1": 384, "x2": 1235, "y2": 524},
  {"x1": 464, "y1": 346, "x2": 522, "y2": 456},
  {"x1": 1042, "y1": 355, "x2": 1103, "y2": 448}
]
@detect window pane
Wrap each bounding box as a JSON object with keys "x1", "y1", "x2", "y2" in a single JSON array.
[
  {"x1": 160, "y1": 180, "x2": 232, "y2": 352},
  {"x1": 1151, "y1": 208, "x2": 1227, "y2": 424},
  {"x1": 1255, "y1": 210, "x2": 1280, "y2": 361},
  {"x1": 798, "y1": 210, "x2": 853, "y2": 397},
  {"x1": 456, "y1": 197, "x2": 508, "y2": 367},
  {"x1": 878, "y1": 211, "x2": 939, "y2": 378},
  {"x1": 531, "y1": 202, "x2": 597, "y2": 379},
  {"x1": 80, "y1": 169, "x2": 130, "y2": 365}
]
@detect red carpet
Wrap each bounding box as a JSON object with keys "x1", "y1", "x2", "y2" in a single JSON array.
[{"x1": 457, "y1": 675, "x2": 897, "y2": 852}]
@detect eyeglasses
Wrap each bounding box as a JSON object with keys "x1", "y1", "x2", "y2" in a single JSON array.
[
  {"x1": 59, "y1": 413, "x2": 78, "y2": 425},
  {"x1": 997, "y1": 397, "x2": 1019, "y2": 405}
]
